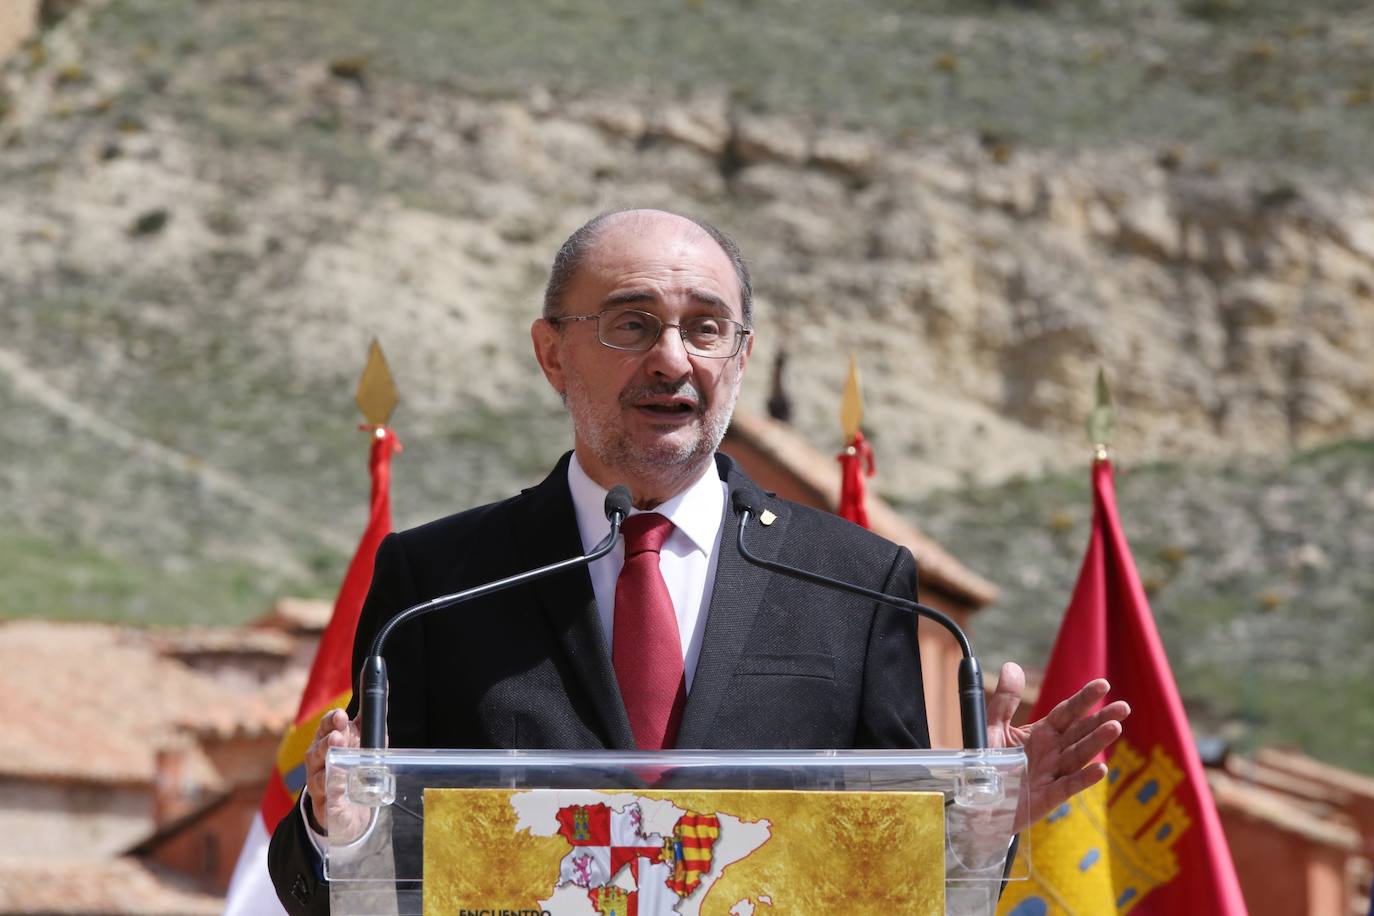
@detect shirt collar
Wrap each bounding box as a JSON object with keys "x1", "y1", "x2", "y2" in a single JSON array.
[{"x1": 567, "y1": 451, "x2": 726, "y2": 556}]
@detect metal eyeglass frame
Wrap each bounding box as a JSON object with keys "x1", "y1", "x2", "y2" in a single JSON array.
[{"x1": 547, "y1": 308, "x2": 752, "y2": 359}]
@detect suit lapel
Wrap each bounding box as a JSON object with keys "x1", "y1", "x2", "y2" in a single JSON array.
[
  {"x1": 675, "y1": 456, "x2": 789, "y2": 749},
  {"x1": 516, "y1": 455, "x2": 636, "y2": 750}
]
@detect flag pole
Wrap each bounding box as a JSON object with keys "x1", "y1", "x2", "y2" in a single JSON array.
[{"x1": 1088, "y1": 366, "x2": 1114, "y2": 463}]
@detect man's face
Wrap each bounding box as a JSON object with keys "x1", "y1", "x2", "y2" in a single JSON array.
[{"x1": 531, "y1": 213, "x2": 753, "y2": 496}]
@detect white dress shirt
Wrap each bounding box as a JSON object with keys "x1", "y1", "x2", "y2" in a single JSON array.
[{"x1": 567, "y1": 452, "x2": 728, "y2": 692}]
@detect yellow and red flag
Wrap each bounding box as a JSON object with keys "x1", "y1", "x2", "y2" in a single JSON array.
[
  {"x1": 836, "y1": 354, "x2": 874, "y2": 528},
  {"x1": 666, "y1": 812, "x2": 720, "y2": 897},
  {"x1": 998, "y1": 456, "x2": 1247, "y2": 915},
  {"x1": 225, "y1": 341, "x2": 401, "y2": 915}
]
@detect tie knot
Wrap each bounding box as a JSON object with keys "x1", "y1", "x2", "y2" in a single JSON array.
[{"x1": 622, "y1": 512, "x2": 674, "y2": 556}]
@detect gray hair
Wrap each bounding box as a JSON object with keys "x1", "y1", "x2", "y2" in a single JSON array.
[{"x1": 541, "y1": 209, "x2": 753, "y2": 327}]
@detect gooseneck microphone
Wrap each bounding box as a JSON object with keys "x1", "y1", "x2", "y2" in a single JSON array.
[
  {"x1": 359, "y1": 485, "x2": 634, "y2": 749},
  {"x1": 730, "y1": 487, "x2": 989, "y2": 750}
]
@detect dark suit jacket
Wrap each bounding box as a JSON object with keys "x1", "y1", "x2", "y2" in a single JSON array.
[{"x1": 269, "y1": 451, "x2": 929, "y2": 913}]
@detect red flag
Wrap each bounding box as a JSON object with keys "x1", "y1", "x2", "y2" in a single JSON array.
[
  {"x1": 999, "y1": 457, "x2": 1247, "y2": 915},
  {"x1": 836, "y1": 430, "x2": 875, "y2": 528},
  {"x1": 556, "y1": 804, "x2": 612, "y2": 847},
  {"x1": 290, "y1": 427, "x2": 401, "y2": 727},
  {"x1": 224, "y1": 427, "x2": 400, "y2": 915}
]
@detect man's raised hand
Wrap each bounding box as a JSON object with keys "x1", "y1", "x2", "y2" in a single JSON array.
[
  {"x1": 985, "y1": 662, "x2": 1131, "y2": 830},
  {"x1": 304, "y1": 708, "x2": 371, "y2": 844}
]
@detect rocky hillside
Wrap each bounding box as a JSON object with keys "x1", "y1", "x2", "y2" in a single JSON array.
[{"x1": 1, "y1": 1, "x2": 1371, "y2": 762}]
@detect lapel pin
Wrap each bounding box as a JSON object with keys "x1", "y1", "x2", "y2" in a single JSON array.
[{"x1": 759, "y1": 509, "x2": 777, "y2": 526}]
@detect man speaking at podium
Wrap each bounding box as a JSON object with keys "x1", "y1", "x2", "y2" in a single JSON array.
[{"x1": 269, "y1": 208, "x2": 1128, "y2": 914}]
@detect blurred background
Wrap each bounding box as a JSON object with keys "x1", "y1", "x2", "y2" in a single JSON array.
[{"x1": 0, "y1": 0, "x2": 1371, "y2": 913}]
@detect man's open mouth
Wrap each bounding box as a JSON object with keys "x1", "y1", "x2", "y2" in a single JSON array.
[
  {"x1": 638, "y1": 402, "x2": 696, "y2": 415},
  {"x1": 622, "y1": 383, "x2": 703, "y2": 417}
]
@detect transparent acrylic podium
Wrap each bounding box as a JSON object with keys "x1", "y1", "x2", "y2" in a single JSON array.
[{"x1": 324, "y1": 747, "x2": 1026, "y2": 916}]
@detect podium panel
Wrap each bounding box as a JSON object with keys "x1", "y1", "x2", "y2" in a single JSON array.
[{"x1": 324, "y1": 748, "x2": 1026, "y2": 916}]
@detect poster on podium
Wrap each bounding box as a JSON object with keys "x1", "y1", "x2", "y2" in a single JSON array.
[{"x1": 424, "y1": 787, "x2": 945, "y2": 915}]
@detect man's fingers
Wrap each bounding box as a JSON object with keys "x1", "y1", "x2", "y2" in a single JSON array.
[
  {"x1": 305, "y1": 724, "x2": 357, "y2": 827},
  {"x1": 1055, "y1": 761, "x2": 1108, "y2": 804},
  {"x1": 1025, "y1": 761, "x2": 1109, "y2": 828},
  {"x1": 1048, "y1": 762, "x2": 1108, "y2": 812},
  {"x1": 304, "y1": 710, "x2": 356, "y2": 791},
  {"x1": 343, "y1": 713, "x2": 362, "y2": 744},
  {"x1": 308, "y1": 710, "x2": 358, "y2": 755},
  {"x1": 1044, "y1": 678, "x2": 1111, "y2": 732},
  {"x1": 1032, "y1": 701, "x2": 1128, "y2": 785},
  {"x1": 303, "y1": 707, "x2": 385, "y2": 836},
  {"x1": 1055, "y1": 720, "x2": 1124, "y2": 777},
  {"x1": 306, "y1": 731, "x2": 345, "y2": 780},
  {"x1": 315, "y1": 708, "x2": 346, "y2": 738},
  {"x1": 1056, "y1": 698, "x2": 1131, "y2": 750},
  {"x1": 986, "y1": 662, "x2": 1025, "y2": 728}
]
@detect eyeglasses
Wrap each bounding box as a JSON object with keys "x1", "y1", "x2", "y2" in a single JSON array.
[{"x1": 548, "y1": 307, "x2": 751, "y2": 359}]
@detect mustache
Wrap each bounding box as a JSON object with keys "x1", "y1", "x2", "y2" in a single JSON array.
[{"x1": 619, "y1": 380, "x2": 704, "y2": 411}]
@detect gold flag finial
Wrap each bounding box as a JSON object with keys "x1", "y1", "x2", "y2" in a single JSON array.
[
  {"x1": 840, "y1": 353, "x2": 863, "y2": 442},
  {"x1": 1087, "y1": 367, "x2": 1114, "y2": 460},
  {"x1": 355, "y1": 338, "x2": 398, "y2": 427}
]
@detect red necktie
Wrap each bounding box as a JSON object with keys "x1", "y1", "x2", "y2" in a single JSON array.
[{"x1": 612, "y1": 513, "x2": 686, "y2": 750}]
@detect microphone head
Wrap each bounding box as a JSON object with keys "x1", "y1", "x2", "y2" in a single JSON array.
[
  {"x1": 604, "y1": 485, "x2": 633, "y2": 522},
  {"x1": 731, "y1": 485, "x2": 765, "y2": 517}
]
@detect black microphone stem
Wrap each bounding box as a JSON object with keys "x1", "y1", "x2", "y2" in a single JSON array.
[
  {"x1": 736, "y1": 510, "x2": 989, "y2": 750},
  {"x1": 360, "y1": 496, "x2": 629, "y2": 749}
]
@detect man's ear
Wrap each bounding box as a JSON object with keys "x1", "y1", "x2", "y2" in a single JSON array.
[
  {"x1": 737, "y1": 330, "x2": 755, "y2": 373},
  {"x1": 531, "y1": 318, "x2": 566, "y2": 395}
]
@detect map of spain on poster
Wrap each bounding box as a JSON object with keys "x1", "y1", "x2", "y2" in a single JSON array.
[{"x1": 424, "y1": 788, "x2": 945, "y2": 916}]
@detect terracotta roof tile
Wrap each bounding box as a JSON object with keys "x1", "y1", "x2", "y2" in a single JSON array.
[
  {"x1": 1208, "y1": 769, "x2": 1361, "y2": 850},
  {"x1": 184, "y1": 668, "x2": 305, "y2": 741},
  {"x1": 252, "y1": 596, "x2": 333, "y2": 634},
  {"x1": 0, "y1": 621, "x2": 295, "y2": 783},
  {"x1": 1254, "y1": 747, "x2": 1374, "y2": 800},
  {"x1": 150, "y1": 626, "x2": 296, "y2": 658},
  {"x1": 0, "y1": 857, "x2": 221, "y2": 914},
  {"x1": 1223, "y1": 756, "x2": 1350, "y2": 809}
]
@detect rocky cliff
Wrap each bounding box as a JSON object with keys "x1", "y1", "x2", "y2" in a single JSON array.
[{"x1": 5, "y1": 4, "x2": 1371, "y2": 518}]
